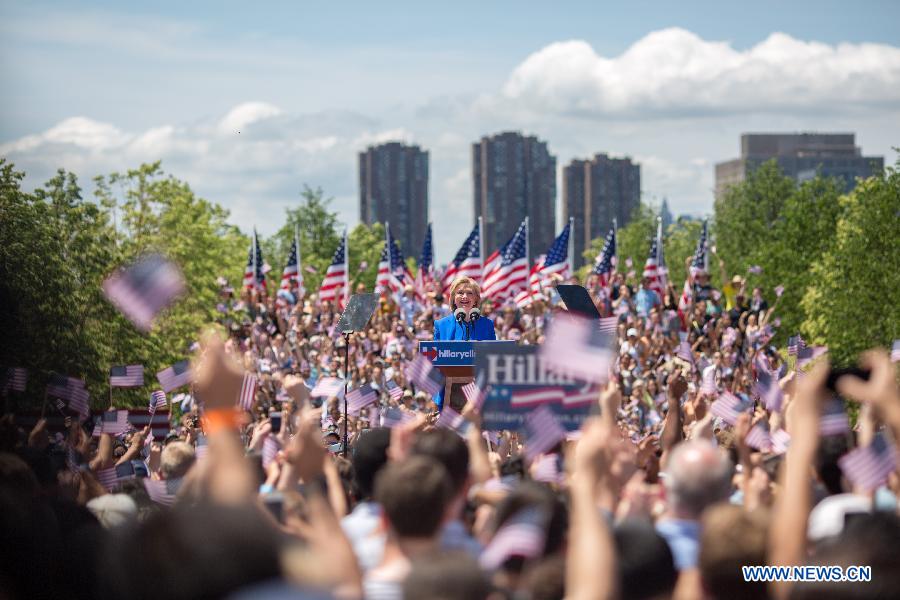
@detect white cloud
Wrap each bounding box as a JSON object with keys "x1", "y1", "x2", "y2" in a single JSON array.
[
  {"x1": 218, "y1": 102, "x2": 284, "y2": 134},
  {"x1": 503, "y1": 28, "x2": 900, "y2": 117}
]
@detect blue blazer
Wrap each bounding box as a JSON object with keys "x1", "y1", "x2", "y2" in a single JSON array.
[
  {"x1": 433, "y1": 314, "x2": 497, "y2": 342},
  {"x1": 432, "y1": 314, "x2": 495, "y2": 409}
]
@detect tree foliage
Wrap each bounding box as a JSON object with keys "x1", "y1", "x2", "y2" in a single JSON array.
[
  {"x1": 263, "y1": 185, "x2": 342, "y2": 292},
  {"x1": 1, "y1": 160, "x2": 247, "y2": 409},
  {"x1": 801, "y1": 163, "x2": 900, "y2": 364}
]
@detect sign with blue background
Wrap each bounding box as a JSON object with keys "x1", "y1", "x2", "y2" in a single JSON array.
[
  {"x1": 475, "y1": 344, "x2": 597, "y2": 432},
  {"x1": 418, "y1": 340, "x2": 517, "y2": 367}
]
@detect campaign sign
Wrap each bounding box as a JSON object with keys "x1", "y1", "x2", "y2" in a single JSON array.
[
  {"x1": 418, "y1": 341, "x2": 475, "y2": 366},
  {"x1": 475, "y1": 344, "x2": 598, "y2": 432},
  {"x1": 419, "y1": 340, "x2": 517, "y2": 367}
]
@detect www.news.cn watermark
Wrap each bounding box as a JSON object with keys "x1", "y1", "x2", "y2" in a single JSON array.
[{"x1": 743, "y1": 566, "x2": 872, "y2": 583}]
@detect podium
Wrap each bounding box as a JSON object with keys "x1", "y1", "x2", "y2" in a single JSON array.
[{"x1": 418, "y1": 340, "x2": 516, "y2": 411}]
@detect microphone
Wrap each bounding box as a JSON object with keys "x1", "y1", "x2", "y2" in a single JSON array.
[
  {"x1": 468, "y1": 308, "x2": 481, "y2": 323},
  {"x1": 454, "y1": 308, "x2": 467, "y2": 323}
]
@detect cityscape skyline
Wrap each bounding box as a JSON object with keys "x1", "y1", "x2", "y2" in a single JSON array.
[{"x1": 1, "y1": 1, "x2": 899, "y2": 260}]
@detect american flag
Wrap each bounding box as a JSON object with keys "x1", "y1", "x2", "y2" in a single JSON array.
[
  {"x1": 479, "y1": 507, "x2": 547, "y2": 570},
  {"x1": 676, "y1": 340, "x2": 694, "y2": 367},
  {"x1": 318, "y1": 232, "x2": 348, "y2": 310},
  {"x1": 532, "y1": 454, "x2": 564, "y2": 484},
  {"x1": 69, "y1": 386, "x2": 90, "y2": 421},
  {"x1": 238, "y1": 373, "x2": 258, "y2": 411},
  {"x1": 385, "y1": 379, "x2": 404, "y2": 401},
  {"x1": 892, "y1": 340, "x2": 900, "y2": 363},
  {"x1": 462, "y1": 380, "x2": 487, "y2": 409},
  {"x1": 524, "y1": 406, "x2": 566, "y2": 461},
  {"x1": 436, "y1": 405, "x2": 470, "y2": 437},
  {"x1": 770, "y1": 429, "x2": 791, "y2": 454},
  {"x1": 94, "y1": 410, "x2": 129, "y2": 436},
  {"x1": 745, "y1": 421, "x2": 772, "y2": 452},
  {"x1": 281, "y1": 229, "x2": 304, "y2": 296},
  {"x1": 144, "y1": 478, "x2": 181, "y2": 506},
  {"x1": 381, "y1": 407, "x2": 416, "y2": 428},
  {"x1": 710, "y1": 391, "x2": 752, "y2": 425},
  {"x1": 539, "y1": 314, "x2": 615, "y2": 384},
  {"x1": 311, "y1": 376, "x2": 344, "y2": 398},
  {"x1": 700, "y1": 367, "x2": 717, "y2": 396},
  {"x1": 262, "y1": 435, "x2": 281, "y2": 469},
  {"x1": 157, "y1": 360, "x2": 192, "y2": 392},
  {"x1": 405, "y1": 354, "x2": 444, "y2": 396},
  {"x1": 149, "y1": 390, "x2": 167, "y2": 415},
  {"x1": 482, "y1": 219, "x2": 529, "y2": 301},
  {"x1": 4, "y1": 367, "x2": 27, "y2": 393},
  {"x1": 376, "y1": 225, "x2": 414, "y2": 294},
  {"x1": 642, "y1": 219, "x2": 667, "y2": 297},
  {"x1": 515, "y1": 262, "x2": 542, "y2": 308},
  {"x1": 797, "y1": 345, "x2": 827, "y2": 369},
  {"x1": 102, "y1": 253, "x2": 186, "y2": 332},
  {"x1": 47, "y1": 373, "x2": 88, "y2": 406},
  {"x1": 441, "y1": 222, "x2": 482, "y2": 293},
  {"x1": 347, "y1": 384, "x2": 377, "y2": 414},
  {"x1": 415, "y1": 223, "x2": 435, "y2": 297},
  {"x1": 243, "y1": 229, "x2": 266, "y2": 290},
  {"x1": 819, "y1": 398, "x2": 850, "y2": 436},
  {"x1": 598, "y1": 316, "x2": 618, "y2": 335},
  {"x1": 774, "y1": 285, "x2": 785, "y2": 297},
  {"x1": 690, "y1": 220, "x2": 709, "y2": 276},
  {"x1": 95, "y1": 466, "x2": 119, "y2": 490},
  {"x1": 787, "y1": 334, "x2": 806, "y2": 356},
  {"x1": 533, "y1": 223, "x2": 571, "y2": 289},
  {"x1": 748, "y1": 265, "x2": 763, "y2": 275},
  {"x1": 753, "y1": 356, "x2": 784, "y2": 412},
  {"x1": 563, "y1": 384, "x2": 599, "y2": 407},
  {"x1": 511, "y1": 386, "x2": 564, "y2": 407},
  {"x1": 592, "y1": 228, "x2": 617, "y2": 286},
  {"x1": 109, "y1": 364, "x2": 144, "y2": 387},
  {"x1": 838, "y1": 434, "x2": 898, "y2": 491}
]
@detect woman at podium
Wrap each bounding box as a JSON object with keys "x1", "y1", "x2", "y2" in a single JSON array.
[
  {"x1": 433, "y1": 277, "x2": 497, "y2": 342},
  {"x1": 433, "y1": 277, "x2": 495, "y2": 410}
]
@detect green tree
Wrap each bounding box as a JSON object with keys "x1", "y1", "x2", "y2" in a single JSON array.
[
  {"x1": 713, "y1": 161, "x2": 795, "y2": 280},
  {"x1": 348, "y1": 222, "x2": 388, "y2": 292},
  {"x1": 754, "y1": 176, "x2": 845, "y2": 338},
  {"x1": 801, "y1": 162, "x2": 900, "y2": 365},
  {"x1": 264, "y1": 185, "x2": 342, "y2": 292},
  {"x1": 663, "y1": 218, "x2": 705, "y2": 288},
  {"x1": 581, "y1": 203, "x2": 657, "y2": 279}
]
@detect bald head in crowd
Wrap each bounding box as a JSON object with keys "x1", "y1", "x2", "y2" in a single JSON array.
[{"x1": 664, "y1": 440, "x2": 733, "y2": 520}]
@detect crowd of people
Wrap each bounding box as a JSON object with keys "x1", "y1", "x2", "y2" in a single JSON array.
[{"x1": 2, "y1": 255, "x2": 900, "y2": 600}]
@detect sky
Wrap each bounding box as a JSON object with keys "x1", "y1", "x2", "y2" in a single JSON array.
[{"x1": 2, "y1": 0, "x2": 899, "y2": 260}]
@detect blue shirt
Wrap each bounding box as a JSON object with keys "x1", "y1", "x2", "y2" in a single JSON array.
[
  {"x1": 656, "y1": 518, "x2": 701, "y2": 570},
  {"x1": 634, "y1": 288, "x2": 661, "y2": 317}
]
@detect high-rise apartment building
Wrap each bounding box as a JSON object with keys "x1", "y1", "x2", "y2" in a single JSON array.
[
  {"x1": 472, "y1": 131, "x2": 556, "y2": 260},
  {"x1": 359, "y1": 142, "x2": 429, "y2": 256},
  {"x1": 563, "y1": 153, "x2": 640, "y2": 269},
  {"x1": 715, "y1": 133, "x2": 883, "y2": 198}
]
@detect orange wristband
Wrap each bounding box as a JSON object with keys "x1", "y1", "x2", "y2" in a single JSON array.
[{"x1": 203, "y1": 407, "x2": 241, "y2": 434}]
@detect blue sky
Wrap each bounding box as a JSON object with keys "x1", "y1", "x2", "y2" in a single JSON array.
[{"x1": 2, "y1": 0, "x2": 899, "y2": 259}]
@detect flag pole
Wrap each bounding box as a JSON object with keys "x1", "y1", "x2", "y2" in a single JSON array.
[
  {"x1": 343, "y1": 229, "x2": 349, "y2": 310},
  {"x1": 478, "y1": 216, "x2": 484, "y2": 285},
  {"x1": 567, "y1": 216, "x2": 574, "y2": 279}
]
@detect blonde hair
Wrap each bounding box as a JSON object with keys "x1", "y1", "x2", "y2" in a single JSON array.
[{"x1": 449, "y1": 277, "x2": 481, "y2": 310}]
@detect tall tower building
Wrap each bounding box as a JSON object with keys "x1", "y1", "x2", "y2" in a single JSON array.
[
  {"x1": 472, "y1": 131, "x2": 556, "y2": 260},
  {"x1": 359, "y1": 142, "x2": 429, "y2": 256},
  {"x1": 715, "y1": 133, "x2": 883, "y2": 199},
  {"x1": 563, "y1": 153, "x2": 640, "y2": 269}
]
